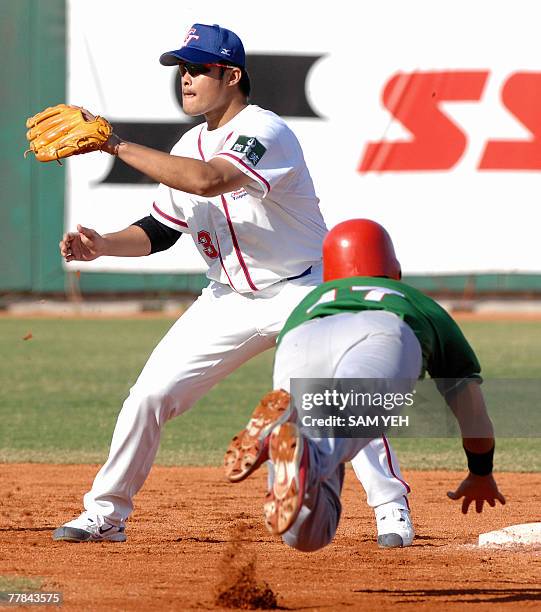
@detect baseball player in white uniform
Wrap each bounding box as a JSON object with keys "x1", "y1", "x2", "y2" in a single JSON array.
[{"x1": 53, "y1": 23, "x2": 413, "y2": 546}]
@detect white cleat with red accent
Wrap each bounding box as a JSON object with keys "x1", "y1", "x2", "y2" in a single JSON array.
[
  {"x1": 224, "y1": 390, "x2": 293, "y2": 483},
  {"x1": 264, "y1": 422, "x2": 309, "y2": 536}
]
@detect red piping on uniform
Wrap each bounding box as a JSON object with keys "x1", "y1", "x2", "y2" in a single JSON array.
[
  {"x1": 215, "y1": 232, "x2": 239, "y2": 293},
  {"x1": 220, "y1": 194, "x2": 258, "y2": 291},
  {"x1": 197, "y1": 127, "x2": 206, "y2": 161},
  {"x1": 216, "y1": 152, "x2": 271, "y2": 193},
  {"x1": 198, "y1": 127, "x2": 255, "y2": 291},
  {"x1": 152, "y1": 202, "x2": 188, "y2": 227},
  {"x1": 382, "y1": 434, "x2": 411, "y2": 494},
  {"x1": 198, "y1": 128, "x2": 234, "y2": 161}
]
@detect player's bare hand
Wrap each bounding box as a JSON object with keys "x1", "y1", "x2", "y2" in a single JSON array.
[
  {"x1": 100, "y1": 132, "x2": 123, "y2": 156},
  {"x1": 59, "y1": 224, "x2": 106, "y2": 262},
  {"x1": 80, "y1": 107, "x2": 96, "y2": 122},
  {"x1": 447, "y1": 473, "x2": 506, "y2": 514}
]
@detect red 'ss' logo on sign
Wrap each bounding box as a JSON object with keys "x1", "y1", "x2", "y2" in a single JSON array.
[
  {"x1": 359, "y1": 71, "x2": 541, "y2": 172},
  {"x1": 478, "y1": 72, "x2": 541, "y2": 170}
]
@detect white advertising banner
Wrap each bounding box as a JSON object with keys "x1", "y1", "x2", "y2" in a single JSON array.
[{"x1": 67, "y1": 0, "x2": 541, "y2": 274}]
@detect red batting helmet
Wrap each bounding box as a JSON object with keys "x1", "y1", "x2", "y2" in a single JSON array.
[{"x1": 323, "y1": 219, "x2": 401, "y2": 282}]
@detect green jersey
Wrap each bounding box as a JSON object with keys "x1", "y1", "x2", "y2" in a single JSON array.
[{"x1": 278, "y1": 277, "x2": 481, "y2": 383}]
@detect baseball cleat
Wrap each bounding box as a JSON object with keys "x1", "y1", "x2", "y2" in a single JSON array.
[
  {"x1": 375, "y1": 500, "x2": 414, "y2": 548},
  {"x1": 264, "y1": 422, "x2": 308, "y2": 535},
  {"x1": 224, "y1": 389, "x2": 293, "y2": 483},
  {"x1": 52, "y1": 512, "x2": 126, "y2": 543}
]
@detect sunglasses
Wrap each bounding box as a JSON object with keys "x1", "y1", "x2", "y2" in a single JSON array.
[{"x1": 178, "y1": 62, "x2": 235, "y2": 78}]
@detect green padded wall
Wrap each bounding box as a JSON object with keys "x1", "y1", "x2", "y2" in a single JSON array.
[{"x1": 0, "y1": 0, "x2": 66, "y2": 292}]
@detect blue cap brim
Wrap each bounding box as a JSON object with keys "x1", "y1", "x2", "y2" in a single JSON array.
[{"x1": 159, "y1": 47, "x2": 234, "y2": 66}]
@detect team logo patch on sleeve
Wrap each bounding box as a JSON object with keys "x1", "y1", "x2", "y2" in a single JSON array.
[{"x1": 230, "y1": 136, "x2": 266, "y2": 166}]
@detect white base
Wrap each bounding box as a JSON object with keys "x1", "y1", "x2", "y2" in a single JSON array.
[{"x1": 479, "y1": 522, "x2": 541, "y2": 546}]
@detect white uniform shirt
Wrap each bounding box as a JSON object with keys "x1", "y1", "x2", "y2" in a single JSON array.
[{"x1": 150, "y1": 105, "x2": 327, "y2": 294}]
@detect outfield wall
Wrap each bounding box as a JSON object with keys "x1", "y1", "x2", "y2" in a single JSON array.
[
  {"x1": 1, "y1": 0, "x2": 65, "y2": 293},
  {"x1": 2, "y1": 0, "x2": 541, "y2": 295}
]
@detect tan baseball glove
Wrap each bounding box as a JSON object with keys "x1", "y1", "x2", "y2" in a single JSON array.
[{"x1": 25, "y1": 104, "x2": 113, "y2": 162}]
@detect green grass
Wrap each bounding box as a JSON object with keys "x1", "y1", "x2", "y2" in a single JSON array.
[
  {"x1": 0, "y1": 318, "x2": 539, "y2": 470},
  {"x1": 0, "y1": 318, "x2": 274, "y2": 465},
  {"x1": 0, "y1": 576, "x2": 42, "y2": 591},
  {"x1": 458, "y1": 320, "x2": 541, "y2": 377}
]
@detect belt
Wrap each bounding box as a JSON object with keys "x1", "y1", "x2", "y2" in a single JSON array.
[{"x1": 286, "y1": 266, "x2": 312, "y2": 282}]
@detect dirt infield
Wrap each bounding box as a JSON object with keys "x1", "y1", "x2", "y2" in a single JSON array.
[{"x1": 1, "y1": 465, "x2": 540, "y2": 611}]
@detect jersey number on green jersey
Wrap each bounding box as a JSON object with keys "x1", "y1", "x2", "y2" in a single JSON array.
[{"x1": 306, "y1": 286, "x2": 405, "y2": 314}]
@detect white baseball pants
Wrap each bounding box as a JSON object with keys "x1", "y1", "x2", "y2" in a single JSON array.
[
  {"x1": 83, "y1": 271, "x2": 413, "y2": 526},
  {"x1": 272, "y1": 310, "x2": 422, "y2": 551}
]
